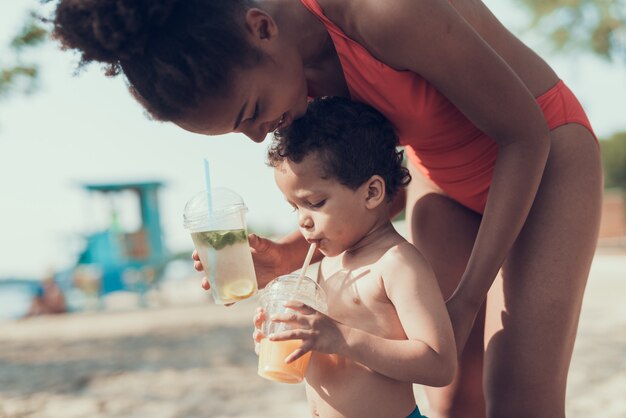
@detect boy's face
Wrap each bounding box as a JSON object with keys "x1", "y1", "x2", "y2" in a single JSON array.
[{"x1": 274, "y1": 153, "x2": 374, "y2": 257}]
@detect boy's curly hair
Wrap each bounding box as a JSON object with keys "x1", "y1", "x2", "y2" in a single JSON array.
[
  {"x1": 268, "y1": 97, "x2": 411, "y2": 200},
  {"x1": 52, "y1": 0, "x2": 260, "y2": 121}
]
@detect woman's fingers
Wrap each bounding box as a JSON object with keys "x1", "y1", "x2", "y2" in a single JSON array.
[
  {"x1": 248, "y1": 233, "x2": 270, "y2": 253},
  {"x1": 191, "y1": 250, "x2": 204, "y2": 272},
  {"x1": 201, "y1": 276, "x2": 210, "y2": 290}
]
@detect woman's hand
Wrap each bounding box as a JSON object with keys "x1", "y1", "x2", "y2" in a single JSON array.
[
  {"x1": 249, "y1": 234, "x2": 294, "y2": 288},
  {"x1": 446, "y1": 293, "x2": 481, "y2": 357},
  {"x1": 191, "y1": 249, "x2": 212, "y2": 290},
  {"x1": 269, "y1": 301, "x2": 348, "y2": 363}
]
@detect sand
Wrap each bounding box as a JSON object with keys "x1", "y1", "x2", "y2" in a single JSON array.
[{"x1": 0, "y1": 251, "x2": 624, "y2": 418}]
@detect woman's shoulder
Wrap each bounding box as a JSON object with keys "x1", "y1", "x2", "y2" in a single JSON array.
[
  {"x1": 313, "y1": 0, "x2": 419, "y2": 64},
  {"x1": 314, "y1": 0, "x2": 375, "y2": 28}
]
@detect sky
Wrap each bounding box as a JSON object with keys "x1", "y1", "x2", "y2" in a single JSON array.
[{"x1": 1, "y1": 0, "x2": 625, "y2": 279}]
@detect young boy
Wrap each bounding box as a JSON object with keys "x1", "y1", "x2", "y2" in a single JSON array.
[{"x1": 254, "y1": 97, "x2": 456, "y2": 418}]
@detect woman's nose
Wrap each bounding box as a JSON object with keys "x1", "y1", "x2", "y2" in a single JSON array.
[{"x1": 239, "y1": 124, "x2": 268, "y2": 143}]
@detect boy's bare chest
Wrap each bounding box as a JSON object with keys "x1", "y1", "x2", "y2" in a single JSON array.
[{"x1": 318, "y1": 264, "x2": 403, "y2": 339}]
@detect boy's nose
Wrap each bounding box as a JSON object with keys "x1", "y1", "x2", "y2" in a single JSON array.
[{"x1": 298, "y1": 212, "x2": 313, "y2": 230}]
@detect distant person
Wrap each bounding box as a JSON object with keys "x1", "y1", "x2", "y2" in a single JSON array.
[
  {"x1": 25, "y1": 274, "x2": 66, "y2": 317},
  {"x1": 254, "y1": 97, "x2": 456, "y2": 417}
]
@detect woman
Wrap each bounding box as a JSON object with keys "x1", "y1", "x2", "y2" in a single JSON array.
[{"x1": 51, "y1": 0, "x2": 602, "y2": 416}]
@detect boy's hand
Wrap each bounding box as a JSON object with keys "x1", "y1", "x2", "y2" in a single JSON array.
[
  {"x1": 269, "y1": 301, "x2": 348, "y2": 363},
  {"x1": 253, "y1": 307, "x2": 267, "y2": 355}
]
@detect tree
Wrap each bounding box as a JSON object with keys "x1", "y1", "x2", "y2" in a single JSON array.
[
  {"x1": 0, "y1": 12, "x2": 48, "y2": 100},
  {"x1": 601, "y1": 131, "x2": 626, "y2": 192},
  {"x1": 515, "y1": 0, "x2": 626, "y2": 62}
]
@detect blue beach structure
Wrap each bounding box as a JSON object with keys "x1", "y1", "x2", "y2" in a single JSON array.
[
  {"x1": 1, "y1": 181, "x2": 177, "y2": 319},
  {"x1": 75, "y1": 181, "x2": 169, "y2": 296}
]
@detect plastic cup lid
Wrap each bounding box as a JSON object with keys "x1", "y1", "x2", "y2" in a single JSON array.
[{"x1": 183, "y1": 187, "x2": 247, "y2": 230}]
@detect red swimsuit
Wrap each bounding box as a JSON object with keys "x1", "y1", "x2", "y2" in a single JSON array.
[{"x1": 300, "y1": 0, "x2": 595, "y2": 214}]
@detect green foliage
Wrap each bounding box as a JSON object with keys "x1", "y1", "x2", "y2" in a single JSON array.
[
  {"x1": 601, "y1": 132, "x2": 626, "y2": 191},
  {"x1": 0, "y1": 13, "x2": 48, "y2": 100},
  {"x1": 515, "y1": 0, "x2": 626, "y2": 61},
  {"x1": 10, "y1": 18, "x2": 48, "y2": 51}
]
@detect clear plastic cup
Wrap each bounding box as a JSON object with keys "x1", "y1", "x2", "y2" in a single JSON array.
[
  {"x1": 183, "y1": 188, "x2": 257, "y2": 304},
  {"x1": 257, "y1": 274, "x2": 327, "y2": 384}
]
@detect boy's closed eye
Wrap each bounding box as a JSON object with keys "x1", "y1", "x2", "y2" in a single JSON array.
[
  {"x1": 308, "y1": 199, "x2": 326, "y2": 209},
  {"x1": 288, "y1": 199, "x2": 326, "y2": 212}
]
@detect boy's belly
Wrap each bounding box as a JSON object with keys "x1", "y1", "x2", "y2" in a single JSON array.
[{"x1": 304, "y1": 353, "x2": 416, "y2": 418}]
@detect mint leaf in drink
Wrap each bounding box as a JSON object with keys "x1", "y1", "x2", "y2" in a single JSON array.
[{"x1": 198, "y1": 229, "x2": 248, "y2": 250}]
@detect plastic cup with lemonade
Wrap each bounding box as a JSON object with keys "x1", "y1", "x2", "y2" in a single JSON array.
[{"x1": 183, "y1": 188, "x2": 257, "y2": 304}]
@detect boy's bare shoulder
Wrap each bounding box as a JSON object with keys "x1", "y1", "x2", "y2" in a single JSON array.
[{"x1": 379, "y1": 240, "x2": 428, "y2": 269}]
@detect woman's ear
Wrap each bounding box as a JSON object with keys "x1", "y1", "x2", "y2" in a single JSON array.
[
  {"x1": 244, "y1": 8, "x2": 278, "y2": 44},
  {"x1": 364, "y1": 175, "x2": 386, "y2": 209}
]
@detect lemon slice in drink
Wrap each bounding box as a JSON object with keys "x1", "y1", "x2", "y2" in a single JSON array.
[{"x1": 222, "y1": 279, "x2": 256, "y2": 300}]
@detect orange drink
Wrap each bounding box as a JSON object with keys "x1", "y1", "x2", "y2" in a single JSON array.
[
  {"x1": 257, "y1": 274, "x2": 327, "y2": 384},
  {"x1": 257, "y1": 339, "x2": 312, "y2": 384}
]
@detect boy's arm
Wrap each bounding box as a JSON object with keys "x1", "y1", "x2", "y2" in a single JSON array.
[{"x1": 335, "y1": 244, "x2": 457, "y2": 386}]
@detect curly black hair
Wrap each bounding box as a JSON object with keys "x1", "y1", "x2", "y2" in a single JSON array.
[
  {"x1": 268, "y1": 97, "x2": 411, "y2": 201},
  {"x1": 51, "y1": 0, "x2": 261, "y2": 120}
]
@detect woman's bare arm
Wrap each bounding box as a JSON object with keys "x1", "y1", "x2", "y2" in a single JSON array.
[{"x1": 331, "y1": 0, "x2": 550, "y2": 348}]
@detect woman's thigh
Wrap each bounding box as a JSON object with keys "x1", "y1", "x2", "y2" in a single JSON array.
[
  {"x1": 406, "y1": 164, "x2": 487, "y2": 417},
  {"x1": 483, "y1": 124, "x2": 602, "y2": 417}
]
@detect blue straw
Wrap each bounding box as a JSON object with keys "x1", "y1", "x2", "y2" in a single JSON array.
[{"x1": 203, "y1": 158, "x2": 213, "y2": 214}]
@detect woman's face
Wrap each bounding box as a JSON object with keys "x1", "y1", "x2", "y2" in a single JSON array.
[{"x1": 175, "y1": 52, "x2": 309, "y2": 143}]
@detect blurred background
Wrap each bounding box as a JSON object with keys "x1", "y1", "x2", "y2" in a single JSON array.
[{"x1": 0, "y1": 0, "x2": 624, "y2": 417}]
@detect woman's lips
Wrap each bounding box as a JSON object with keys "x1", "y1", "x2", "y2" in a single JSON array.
[
  {"x1": 268, "y1": 112, "x2": 291, "y2": 133},
  {"x1": 277, "y1": 112, "x2": 291, "y2": 129}
]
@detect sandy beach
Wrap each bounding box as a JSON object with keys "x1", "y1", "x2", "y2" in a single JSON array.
[{"x1": 1, "y1": 250, "x2": 624, "y2": 418}]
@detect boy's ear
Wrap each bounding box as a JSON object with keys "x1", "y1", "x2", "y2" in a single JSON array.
[
  {"x1": 244, "y1": 8, "x2": 278, "y2": 44},
  {"x1": 364, "y1": 175, "x2": 386, "y2": 209}
]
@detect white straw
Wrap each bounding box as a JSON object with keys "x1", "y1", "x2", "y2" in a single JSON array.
[
  {"x1": 295, "y1": 243, "x2": 317, "y2": 289},
  {"x1": 203, "y1": 158, "x2": 213, "y2": 214}
]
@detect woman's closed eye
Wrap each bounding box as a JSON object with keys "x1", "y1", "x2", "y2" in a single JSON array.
[{"x1": 246, "y1": 103, "x2": 259, "y2": 123}]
